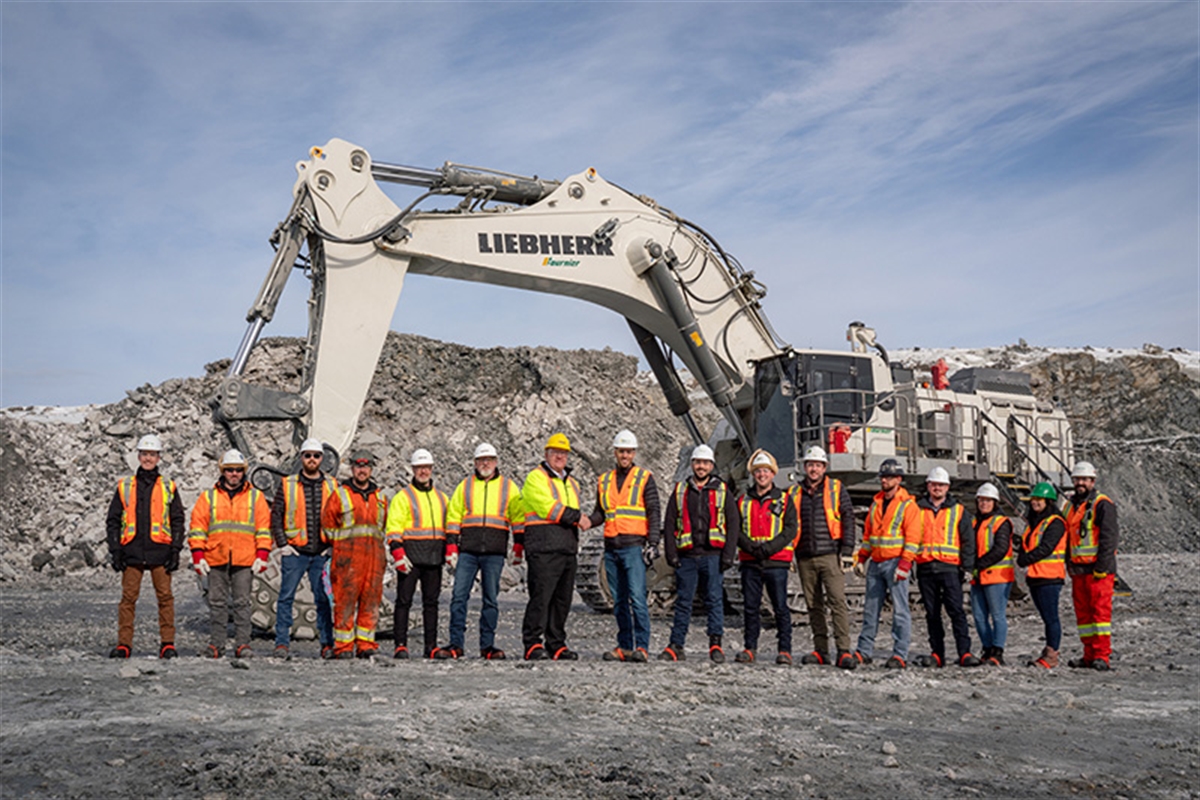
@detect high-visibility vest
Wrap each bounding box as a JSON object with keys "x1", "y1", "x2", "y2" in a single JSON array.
[
  {"x1": 862, "y1": 488, "x2": 919, "y2": 562},
  {"x1": 1023, "y1": 514, "x2": 1066, "y2": 580},
  {"x1": 117, "y1": 474, "x2": 176, "y2": 546},
  {"x1": 793, "y1": 477, "x2": 844, "y2": 542},
  {"x1": 975, "y1": 514, "x2": 1014, "y2": 584},
  {"x1": 447, "y1": 474, "x2": 523, "y2": 533},
  {"x1": 1065, "y1": 493, "x2": 1113, "y2": 565},
  {"x1": 674, "y1": 480, "x2": 727, "y2": 550},
  {"x1": 188, "y1": 483, "x2": 271, "y2": 566},
  {"x1": 738, "y1": 492, "x2": 792, "y2": 563},
  {"x1": 917, "y1": 502, "x2": 966, "y2": 565},
  {"x1": 281, "y1": 475, "x2": 349, "y2": 547},
  {"x1": 328, "y1": 484, "x2": 387, "y2": 542},
  {"x1": 598, "y1": 466, "x2": 651, "y2": 538},
  {"x1": 385, "y1": 485, "x2": 448, "y2": 549},
  {"x1": 523, "y1": 466, "x2": 582, "y2": 528}
]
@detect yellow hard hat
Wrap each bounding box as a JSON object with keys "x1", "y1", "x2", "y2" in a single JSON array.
[{"x1": 545, "y1": 433, "x2": 572, "y2": 452}]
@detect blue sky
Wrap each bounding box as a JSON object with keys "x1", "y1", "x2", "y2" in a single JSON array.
[{"x1": 2, "y1": 2, "x2": 1197, "y2": 407}]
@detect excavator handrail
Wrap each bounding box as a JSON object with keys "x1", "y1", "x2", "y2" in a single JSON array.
[
  {"x1": 977, "y1": 410, "x2": 1056, "y2": 486},
  {"x1": 1006, "y1": 412, "x2": 1072, "y2": 475}
]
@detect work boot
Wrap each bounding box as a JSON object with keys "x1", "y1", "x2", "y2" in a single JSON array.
[
  {"x1": 273, "y1": 644, "x2": 290, "y2": 660},
  {"x1": 481, "y1": 646, "x2": 507, "y2": 660},
  {"x1": 602, "y1": 647, "x2": 631, "y2": 662},
  {"x1": 434, "y1": 645, "x2": 463, "y2": 660},
  {"x1": 109, "y1": 644, "x2": 131, "y2": 659},
  {"x1": 735, "y1": 649, "x2": 756, "y2": 664},
  {"x1": 836, "y1": 651, "x2": 858, "y2": 671},
  {"x1": 158, "y1": 643, "x2": 177, "y2": 660},
  {"x1": 1032, "y1": 647, "x2": 1058, "y2": 669},
  {"x1": 393, "y1": 645, "x2": 409, "y2": 660},
  {"x1": 958, "y1": 652, "x2": 982, "y2": 667},
  {"x1": 235, "y1": 644, "x2": 254, "y2": 659},
  {"x1": 524, "y1": 643, "x2": 549, "y2": 661},
  {"x1": 658, "y1": 643, "x2": 684, "y2": 662},
  {"x1": 203, "y1": 644, "x2": 222, "y2": 659},
  {"x1": 800, "y1": 651, "x2": 827, "y2": 666},
  {"x1": 775, "y1": 652, "x2": 793, "y2": 666},
  {"x1": 1092, "y1": 658, "x2": 1111, "y2": 671},
  {"x1": 986, "y1": 648, "x2": 1005, "y2": 666},
  {"x1": 627, "y1": 648, "x2": 649, "y2": 663},
  {"x1": 915, "y1": 653, "x2": 943, "y2": 668},
  {"x1": 320, "y1": 645, "x2": 334, "y2": 660},
  {"x1": 709, "y1": 636, "x2": 725, "y2": 664},
  {"x1": 334, "y1": 649, "x2": 354, "y2": 660},
  {"x1": 356, "y1": 649, "x2": 376, "y2": 660},
  {"x1": 853, "y1": 650, "x2": 873, "y2": 666},
  {"x1": 1067, "y1": 656, "x2": 1092, "y2": 669},
  {"x1": 884, "y1": 655, "x2": 907, "y2": 670},
  {"x1": 552, "y1": 646, "x2": 579, "y2": 661}
]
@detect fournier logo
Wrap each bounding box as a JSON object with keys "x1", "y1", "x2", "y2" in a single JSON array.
[{"x1": 478, "y1": 232, "x2": 614, "y2": 268}]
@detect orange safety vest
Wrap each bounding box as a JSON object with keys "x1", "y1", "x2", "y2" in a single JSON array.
[
  {"x1": 281, "y1": 475, "x2": 349, "y2": 547},
  {"x1": 792, "y1": 477, "x2": 844, "y2": 543},
  {"x1": 1065, "y1": 493, "x2": 1112, "y2": 565},
  {"x1": 917, "y1": 502, "x2": 966, "y2": 565},
  {"x1": 1023, "y1": 514, "x2": 1066, "y2": 581},
  {"x1": 737, "y1": 492, "x2": 792, "y2": 563},
  {"x1": 861, "y1": 488, "x2": 920, "y2": 562},
  {"x1": 187, "y1": 483, "x2": 271, "y2": 566},
  {"x1": 974, "y1": 515, "x2": 1014, "y2": 584},
  {"x1": 117, "y1": 474, "x2": 176, "y2": 546},
  {"x1": 674, "y1": 480, "x2": 727, "y2": 550},
  {"x1": 328, "y1": 485, "x2": 388, "y2": 541},
  {"x1": 598, "y1": 466, "x2": 651, "y2": 538}
]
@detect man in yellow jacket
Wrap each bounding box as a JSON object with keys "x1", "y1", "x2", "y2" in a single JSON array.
[
  {"x1": 520, "y1": 433, "x2": 588, "y2": 661},
  {"x1": 189, "y1": 449, "x2": 272, "y2": 658}
]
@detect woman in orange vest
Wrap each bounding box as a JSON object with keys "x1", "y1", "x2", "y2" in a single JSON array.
[
  {"x1": 971, "y1": 483, "x2": 1015, "y2": 666},
  {"x1": 1017, "y1": 482, "x2": 1067, "y2": 669}
]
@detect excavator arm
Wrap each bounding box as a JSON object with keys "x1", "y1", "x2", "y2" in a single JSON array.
[{"x1": 216, "y1": 138, "x2": 787, "y2": 482}]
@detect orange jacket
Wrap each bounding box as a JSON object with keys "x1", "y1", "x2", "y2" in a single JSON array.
[
  {"x1": 859, "y1": 487, "x2": 921, "y2": 564},
  {"x1": 188, "y1": 482, "x2": 271, "y2": 567}
]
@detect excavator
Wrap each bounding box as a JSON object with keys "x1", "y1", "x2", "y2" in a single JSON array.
[{"x1": 216, "y1": 138, "x2": 1077, "y2": 632}]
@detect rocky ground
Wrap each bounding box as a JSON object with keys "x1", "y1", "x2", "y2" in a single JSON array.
[{"x1": 1, "y1": 553, "x2": 1198, "y2": 799}]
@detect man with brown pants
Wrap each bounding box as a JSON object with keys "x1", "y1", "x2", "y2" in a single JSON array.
[
  {"x1": 105, "y1": 433, "x2": 186, "y2": 659},
  {"x1": 792, "y1": 446, "x2": 857, "y2": 670}
]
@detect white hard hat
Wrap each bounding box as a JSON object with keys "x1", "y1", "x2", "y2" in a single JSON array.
[
  {"x1": 976, "y1": 482, "x2": 1000, "y2": 500},
  {"x1": 299, "y1": 438, "x2": 324, "y2": 454},
  {"x1": 802, "y1": 445, "x2": 828, "y2": 464},
  {"x1": 612, "y1": 429, "x2": 638, "y2": 449},
  {"x1": 1071, "y1": 461, "x2": 1097, "y2": 478},
  {"x1": 136, "y1": 433, "x2": 163, "y2": 452},
  {"x1": 927, "y1": 466, "x2": 951, "y2": 485},
  {"x1": 473, "y1": 443, "x2": 498, "y2": 460},
  {"x1": 691, "y1": 444, "x2": 715, "y2": 462},
  {"x1": 219, "y1": 449, "x2": 248, "y2": 469},
  {"x1": 410, "y1": 448, "x2": 435, "y2": 467}
]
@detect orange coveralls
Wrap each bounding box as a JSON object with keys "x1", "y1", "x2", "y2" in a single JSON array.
[{"x1": 324, "y1": 482, "x2": 388, "y2": 656}]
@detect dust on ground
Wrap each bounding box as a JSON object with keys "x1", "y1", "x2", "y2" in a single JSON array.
[{"x1": 2, "y1": 554, "x2": 1197, "y2": 799}]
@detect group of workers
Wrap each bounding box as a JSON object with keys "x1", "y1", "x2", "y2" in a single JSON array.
[{"x1": 106, "y1": 431, "x2": 1118, "y2": 672}]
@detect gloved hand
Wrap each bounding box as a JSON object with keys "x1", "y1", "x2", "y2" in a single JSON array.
[
  {"x1": 393, "y1": 548, "x2": 413, "y2": 574},
  {"x1": 667, "y1": 555, "x2": 681, "y2": 569},
  {"x1": 445, "y1": 544, "x2": 459, "y2": 572},
  {"x1": 511, "y1": 544, "x2": 524, "y2": 567},
  {"x1": 277, "y1": 545, "x2": 298, "y2": 558},
  {"x1": 893, "y1": 560, "x2": 912, "y2": 583},
  {"x1": 852, "y1": 559, "x2": 867, "y2": 579},
  {"x1": 719, "y1": 558, "x2": 734, "y2": 573},
  {"x1": 642, "y1": 543, "x2": 660, "y2": 567},
  {"x1": 165, "y1": 548, "x2": 181, "y2": 574},
  {"x1": 193, "y1": 557, "x2": 210, "y2": 577},
  {"x1": 110, "y1": 550, "x2": 125, "y2": 573},
  {"x1": 1092, "y1": 571, "x2": 1109, "y2": 580},
  {"x1": 252, "y1": 548, "x2": 270, "y2": 574},
  {"x1": 840, "y1": 555, "x2": 855, "y2": 573}
]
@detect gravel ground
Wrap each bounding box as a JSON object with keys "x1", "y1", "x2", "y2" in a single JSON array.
[{"x1": 1, "y1": 554, "x2": 1197, "y2": 799}]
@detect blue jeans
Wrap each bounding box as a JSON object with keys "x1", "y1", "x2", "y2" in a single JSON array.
[
  {"x1": 856, "y1": 557, "x2": 911, "y2": 661},
  {"x1": 605, "y1": 546, "x2": 650, "y2": 651},
  {"x1": 1028, "y1": 582, "x2": 1063, "y2": 651},
  {"x1": 741, "y1": 566, "x2": 792, "y2": 653},
  {"x1": 971, "y1": 582, "x2": 1012, "y2": 650},
  {"x1": 449, "y1": 552, "x2": 505, "y2": 650},
  {"x1": 669, "y1": 554, "x2": 724, "y2": 647},
  {"x1": 276, "y1": 552, "x2": 333, "y2": 647}
]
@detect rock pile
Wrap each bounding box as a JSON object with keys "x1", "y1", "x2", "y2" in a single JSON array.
[{"x1": 1, "y1": 335, "x2": 1196, "y2": 580}]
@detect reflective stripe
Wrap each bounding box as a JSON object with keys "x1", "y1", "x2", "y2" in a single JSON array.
[
  {"x1": 524, "y1": 466, "x2": 581, "y2": 527},
  {"x1": 975, "y1": 515, "x2": 1014, "y2": 584},
  {"x1": 403, "y1": 486, "x2": 447, "y2": 537},
  {"x1": 865, "y1": 490, "x2": 914, "y2": 558},
  {"x1": 599, "y1": 466, "x2": 651, "y2": 538},
  {"x1": 1078, "y1": 622, "x2": 1112, "y2": 637},
  {"x1": 355, "y1": 627, "x2": 376, "y2": 643},
  {"x1": 919, "y1": 503, "x2": 965, "y2": 564},
  {"x1": 456, "y1": 475, "x2": 518, "y2": 530},
  {"x1": 1023, "y1": 514, "x2": 1066, "y2": 580},
  {"x1": 1066, "y1": 494, "x2": 1111, "y2": 565},
  {"x1": 738, "y1": 492, "x2": 792, "y2": 562},
  {"x1": 282, "y1": 476, "x2": 346, "y2": 547},
  {"x1": 118, "y1": 475, "x2": 175, "y2": 546},
  {"x1": 674, "y1": 481, "x2": 727, "y2": 550},
  {"x1": 327, "y1": 487, "x2": 387, "y2": 541}
]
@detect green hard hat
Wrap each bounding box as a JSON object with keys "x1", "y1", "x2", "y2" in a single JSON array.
[{"x1": 1030, "y1": 482, "x2": 1058, "y2": 500}]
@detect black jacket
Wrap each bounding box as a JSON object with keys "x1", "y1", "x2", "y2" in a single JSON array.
[
  {"x1": 105, "y1": 467, "x2": 185, "y2": 567},
  {"x1": 794, "y1": 477, "x2": 856, "y2": 559},
  {"x1": 736, "y1": 484, "x2": 796, "y2": 570},
  {"x1": 1017, "y1": 504, "x2": 1066, "y2": 586},
  {"x1": 663, "y1": 473, "x2": 741, "y2": 569},
  {"x1": 1066, "y1": 489, "x2": 1118, "y2": 576},
  {"x1": 271, "y1": 472, "x2": 331, "y2": 556}
]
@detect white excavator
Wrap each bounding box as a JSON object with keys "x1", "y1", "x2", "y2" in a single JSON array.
[{"x1": 217, "y1": 138, "x2": 1077, "y2": 629}]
